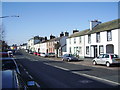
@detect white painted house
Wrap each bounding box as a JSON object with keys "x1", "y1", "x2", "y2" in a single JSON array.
[
  {"x1": 27, "y1": 36, "x2": 45, "y2": 52},
  {"x1": 67, "y1": 19, "x2": 120, "y2": 58},
  {"x1": 39, "y1": 41, "x2": 47, "y2": 53},
  {"x1": 66, "y1": 30, "x2": 89, "y2": 58},
  {"x1": 85, "y1": 19, "x2": 120, "y2": 58}
]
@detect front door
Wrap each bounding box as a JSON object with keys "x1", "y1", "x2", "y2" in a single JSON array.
[{"x1": 94, "y1": 46, "x2": 98, "y2": 58}]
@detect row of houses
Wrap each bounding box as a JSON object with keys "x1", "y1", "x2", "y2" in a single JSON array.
[{"x1": 20, "y1": 19, "x2": 120, "y2": 58}]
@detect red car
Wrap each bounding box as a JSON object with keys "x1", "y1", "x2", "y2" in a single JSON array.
[
  {"x1": 37, "y1": 52, "x2": 41, "y2": 56},
  {"x1": 33, "y1": 52, "x2": 37, "y2": 55}
]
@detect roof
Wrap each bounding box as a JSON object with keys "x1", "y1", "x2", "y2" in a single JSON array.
[
  {"x1": 68, "y1": 29, "x2": 89, "y2": 38},
  {"x1": 68, "y1": 19, "x2": 120, "y2": 38},
  {"x1": 86, "y1": 19, "x2": 120, "y2": 34},
  {"x1": 46, "y1": 36, "x2": 64, "y2": 42}
]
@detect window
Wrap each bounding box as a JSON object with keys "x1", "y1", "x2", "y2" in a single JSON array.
[
  {"x1": 86, "y1": 46, "x2": 89, "y2": 55},
  {"x1": 107, "y1": 30, "x2": 112, "y2": 41},
  {"x1": 99, "y1": 45, "x2": 104, "y2": 54},
  {"x1": 105, "y1": 54, "x2": 109, "y2": 58},
  {"x1": 74, "y1": 38, "x2": 76, "y2": 44},
  {"x1": 79, "y1": 36, "x2": 82, "y2": 43},
  {"x1": 79, "y1": 47, "x2": 82, "y2": 54},
  {"x1": 96, "y1": 32, "x2": 100, "y2": 43},
  {"x1": 88, "y1": 34, "x2": 91, "y2": 44}
]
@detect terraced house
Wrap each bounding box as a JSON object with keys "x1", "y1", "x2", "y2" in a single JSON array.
[{"x1": 67, "y1": 19, "x2": 120, "y2": 58}]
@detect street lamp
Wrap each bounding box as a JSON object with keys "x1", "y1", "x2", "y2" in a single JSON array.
[{"x1": 0, "y1": 15, "x2": 19, "y2": 18}]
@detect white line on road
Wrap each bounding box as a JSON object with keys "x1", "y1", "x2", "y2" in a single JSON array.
[
  {"x1": 44, "y1": 62, "x2": 120, "y2": 86},
  {"x1": 44, "y1": 63, "x2": 69, "y2": 71},
  {"x1": 35, "y1": 82, "x2": 41, "y2": 88},
  {"x1": 28, "y1": 75, "x2": 33, "y2": 79},
  {"x1": 72, "y1": 71, "x2": 120, "y2": 85}
]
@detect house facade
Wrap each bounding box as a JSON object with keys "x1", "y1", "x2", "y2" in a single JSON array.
[
  {"x1": 85, "y1": 19, "x2": 120, "y2": 58},
  {"x1": 66, "y1": 30, "x2": 89, "y2": 58},
  {"x1": 27, "y1": 36, "x2": 45, "y2": 52},
  {"x1": 46, "y1": 32, "x2": 69, "y2": 57},
  {"x1": 67, "y1": 19, "x2": 120, "y2": 58}
]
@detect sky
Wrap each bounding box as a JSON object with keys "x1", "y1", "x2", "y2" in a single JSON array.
[{"x1": 2, "y1": 1, "x2": 119, "y2": 45}]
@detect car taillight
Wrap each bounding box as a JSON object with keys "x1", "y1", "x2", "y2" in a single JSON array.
[{"x1": 110, "y1": 55, "x2": 112, "y2": 59}]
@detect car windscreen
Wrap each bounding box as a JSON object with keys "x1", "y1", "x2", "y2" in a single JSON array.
[{"x1": 2, "y1": 60, "x2": 16, "y2": 70}]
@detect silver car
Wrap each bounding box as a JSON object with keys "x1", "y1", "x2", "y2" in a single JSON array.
[
  {"x1": 92, "y1": 54, "x2": 120, "y2": 67},
  {"x1": 62, "y1": 54, "x2": 79, "y2": 62}
]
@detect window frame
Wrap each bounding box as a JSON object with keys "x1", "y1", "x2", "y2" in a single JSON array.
[
  {"x1": 107, "y1": 30, "x2": 112, "y2": 41},
  {"x1": 96, "y1": 32, "x2": 100, "y2": 43},
  {"x1": 88, "y1": 34, "x2": 91, "y2": 44}
]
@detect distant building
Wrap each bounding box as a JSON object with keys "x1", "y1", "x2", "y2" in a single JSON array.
[
  {"x1": 20, "y1": 43, "x2": 27, "y2": 50},
  {"x1": 27, "y1": 36, "x2": 45, "y2": 52},
  {"x1": 46, "y1": 32, "x2": 69, "y2": 57}
]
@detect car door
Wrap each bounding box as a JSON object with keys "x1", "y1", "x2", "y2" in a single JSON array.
[
  {"x1": 96, "y1": 54, "x2": 103, "y2": 64},
  {"x1": 102, "y1": 54, "x2": 109, "y2": 64}
]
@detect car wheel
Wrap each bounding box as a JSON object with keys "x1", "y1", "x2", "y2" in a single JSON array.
[
  {"x1": 67, "y1": 59, "x2": 70, "y2": 62},
  {"x1": 93, "y1": 61, "x2": 97, "y2": 65},
  {"x1": 106, "y1": 62, "x2": 110, "y2": 67}
]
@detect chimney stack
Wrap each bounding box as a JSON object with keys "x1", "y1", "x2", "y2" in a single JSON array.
[
  {"x1": 65, "y1": 32, "x2": 69, "y2": 36},
  {"x1": 45, "y1": 36, "x2": 47, "y2": 40},
  {"x1": 60, "y1": 32, "x2": 64, "y2": 37},
  {"x1": 90, "y1": 20, "x2": 101, "y2": 30},
  {"x1": 73, "y1": 29, "x2": 79, "y2": 34},
  {"x1": 50, "y1": 34, "x2": 55, "y2": 39}
]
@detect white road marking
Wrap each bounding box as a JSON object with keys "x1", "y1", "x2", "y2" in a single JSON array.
[
  {"x1": 72, "y1": 71, "x2": 120, "y2": 85},
  {"x1": 44, "y1": 62, "x2": 120, "y2": 86},
  {"x1": 35, "y1": 82, "x2": 41, "y2": 88},
  {"x1": 28, "y1": 75, "x2": 33, "y2": 79},
  {"x1": 44, "y1": 63, "x2": 69, "y2": 71}
]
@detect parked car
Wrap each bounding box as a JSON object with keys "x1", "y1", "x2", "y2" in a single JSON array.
[
  {"x1": 37, "y1": 52, "x2": 41, "y2": 56},
  {"x1": 28, "y1": 50, "x2": 33, "y2": 54},
  {"x1": 40, "y1": 53, "x2": 47, "y2": 57},
  {"x1": 33, "y1": 52, "x2": 37, "y2": 55},
  {"x1": 0, "y1": 52, "x2": 20, "y2": 74},
  {"x1": 92, "y1": 54, "x2": 120, "y2": 67},
  {"x1": 62, "y1": 54, "x2": 79, "y2": 62},
  {"x1": 2, "y1": 69, "x2": 37, "y2": 89},
  {"x1": 7, "y1": 50, "x2": 13, "y2": 57},
  {"x1": 46, "y1": 52, "x2": 55, "y2": 57}
]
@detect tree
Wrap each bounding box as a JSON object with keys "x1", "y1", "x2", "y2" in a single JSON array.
[{"x1": 0, "y1": 23, "x2": 8, "y2": 52}]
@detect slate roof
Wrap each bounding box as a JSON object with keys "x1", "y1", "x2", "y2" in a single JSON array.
[{"x1": 68, "y1": 19, "x2": 120, "y2": 38}]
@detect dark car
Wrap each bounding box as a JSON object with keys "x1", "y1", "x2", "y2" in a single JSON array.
[
  {"x1": 2, "y1": 70, "x2": 27, "y2": 89},
  {"x1": 2, "y1": 69, "x2": 37, "y2": 89},
  {"x1": 0, "y1": 52, "x2": 20, "y2": 74},
  {"x1": 62, "y1": 54, "x2": 79, "y2": 62}
]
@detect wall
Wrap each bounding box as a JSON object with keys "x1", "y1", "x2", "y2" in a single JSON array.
[
  {"x1": 66, "y1": 36, "x2": 85, "y2": 58},
  {"x1": 85, "y1": 29, "x2": 119, "y2": 57}
]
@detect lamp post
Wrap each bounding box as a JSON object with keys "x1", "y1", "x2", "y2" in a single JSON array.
[{"x1": 0, "y1": 15, "x2": 19, "y2": 18}]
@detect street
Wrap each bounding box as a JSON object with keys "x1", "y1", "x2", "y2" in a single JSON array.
[{"x1": 15, "y1": 50, "x2": 120, "y2": 88}]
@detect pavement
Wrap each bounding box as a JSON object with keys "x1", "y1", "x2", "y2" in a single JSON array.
[
  {"x1": 44, "y1": 57, "x2": 93, "y2": 66},
  {"x1": 43, "y1": 57, "x2": 120, "y2": 70}
]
